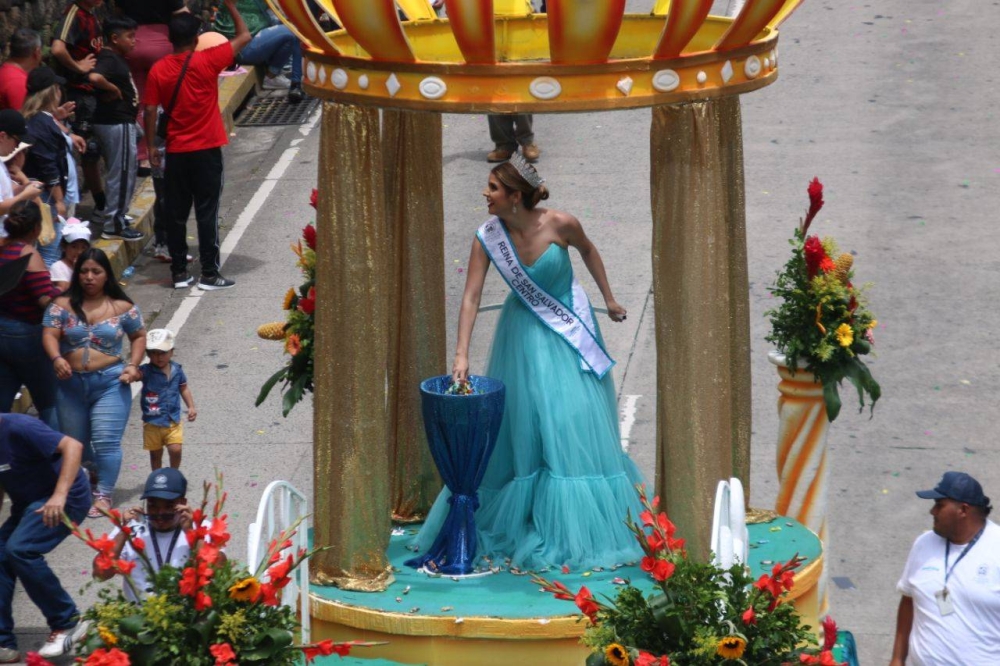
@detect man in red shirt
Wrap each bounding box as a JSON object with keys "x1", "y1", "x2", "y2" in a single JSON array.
[
  {"x1": 0, "y1": 29, "x2": 43, "y2": 112},
  {"x1": 143, "y1": 0, "x2": 251, "y2": 291}
]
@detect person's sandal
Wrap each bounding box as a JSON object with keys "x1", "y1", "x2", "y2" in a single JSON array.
[{"x1": 88, "y1": 494, "x2": 111, "y2": 519}]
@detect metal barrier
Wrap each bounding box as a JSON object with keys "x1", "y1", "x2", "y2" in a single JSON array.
[{"x1": 247, "y1": 480, "x2": 311, "y2": 642}]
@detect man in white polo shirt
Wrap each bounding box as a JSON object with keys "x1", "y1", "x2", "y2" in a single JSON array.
[{"x1": 890, "y1": 471, "x2": 1000, "y2": 665}]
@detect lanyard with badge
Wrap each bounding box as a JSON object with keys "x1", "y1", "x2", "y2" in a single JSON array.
[
  {"x1": 935, "y1": 527, "x2": 985, "y2": 616},
  {"x1": 148, "y1": 521, "x2": 182, "y2": 569}
]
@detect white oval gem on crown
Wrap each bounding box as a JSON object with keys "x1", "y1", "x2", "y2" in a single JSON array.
[
  {"x1": 744, "y1": 56, "x2": 762, "y2": 79},
  {"x1": 419, "y1": 77, "x2": 447, "y2": 100},
  {"x1": 764, "y1": 58, "x2": 770, "y2": 70},
  {"x1": 358, "y1": 74, "x2": 370, "y2": 90},
  {"x1": 306, "y1": 62, "x2": 317, "y2": 84},
  {"x1": 651, "y1": 69, "x2": 680, "y2": 92},
  {"x1": 696, "y1": 71, "x2": 708, "y2": 84},
  {"x1": 317, "y1": 66, "x2": 327, "y2": 86},
  {"x1": 529, "y1": 77, "x2": 562, "y2": 100},
  {"x1": 331, "y1": 68, "x2": 348, "y2": 90}
]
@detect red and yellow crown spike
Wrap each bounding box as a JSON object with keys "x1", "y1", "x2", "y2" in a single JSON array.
[
  {"x1": 266, "y1": 0, "x2": 339, "y2": 55},
  {"x1": 331, "y1": 0, "x2": 416, "y2": 61},
  {"x1": 547, "y1": 0, "x2": 627, "y2": 64},
  {"x1": 714, "y1": 0, "x2": 786, "y2": 50},
  {"x1": 445, "y1": 0, "x2": 496, "y2": 64},
  {"x1": 654, "y1": 0, "x2": 714, "y2": 59}
]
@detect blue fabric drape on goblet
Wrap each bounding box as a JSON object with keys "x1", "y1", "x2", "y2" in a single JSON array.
[{"x1": 404, "y1": 375, "x2": 505, "y2": 575}]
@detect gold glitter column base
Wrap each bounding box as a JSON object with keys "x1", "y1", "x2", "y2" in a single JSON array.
[
  {"x1": 312, "y1": 102, "x2": 393, "y2": 591},
  {"x1": 650, "y1": 98, "x2": 752, "y2": 562},
  {"x1": 383, "y1": 109, "x2": 446, "y2": 522}
]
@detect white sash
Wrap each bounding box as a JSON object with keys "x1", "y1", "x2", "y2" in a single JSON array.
[{"x1": 477, "y1": 217, "x2": 615, "y2": 378}]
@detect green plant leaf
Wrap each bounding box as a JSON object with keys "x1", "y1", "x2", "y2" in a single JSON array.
[
  {"x1": 256, "y1": 366, "x2": 289, "y2": 407},
  {"x1": 822, "y1": 380, "x2": 842, "y2": 422},
  {"x1": 241, "y1": 628, "x2": 294, "y2": 660}
]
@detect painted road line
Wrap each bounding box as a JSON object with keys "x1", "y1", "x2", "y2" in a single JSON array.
[{"x1": 620, "y1": 394, "x2": 640, "y2": 452}]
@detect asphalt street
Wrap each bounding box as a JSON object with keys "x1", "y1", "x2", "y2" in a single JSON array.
[{"x1": 5, "y1": 0, "x2": 999, "y2": 663}]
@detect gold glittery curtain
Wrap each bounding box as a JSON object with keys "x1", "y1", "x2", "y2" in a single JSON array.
[
  {"x1": 313, "y1": 102, "x2": 394, "y2": 591},
  {"x1": 383, "y1": 110, "x2": 446, "y2": 522},
  {"x1": 650, "y1": 98, "x2": 752, "y2": 562}
]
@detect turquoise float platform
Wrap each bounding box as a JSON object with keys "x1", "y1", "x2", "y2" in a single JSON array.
[{"x1": 307, "y1": 517, "x2": 824, "y2": 665}]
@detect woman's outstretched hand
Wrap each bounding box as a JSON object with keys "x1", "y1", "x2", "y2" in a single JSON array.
[
  {"x1": 452, "y1": 354, "x2": 470, "y2": 383},
  {"x1": 606, "y1": 300, "x2": 628, "y2": 323}
]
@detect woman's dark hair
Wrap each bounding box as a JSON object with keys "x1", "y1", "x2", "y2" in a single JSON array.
[
  {"x1": 169, "y1": 13, "x2": 203, "y2": 48},
  {"x1": 2, "y1": 200, "x2": 42, "y2": 238},
  {"x1": 67, "y1": 248, "x2": 134, "y2": 322},
  {"x1": 491, "y1": 162, "x2": 550, "y2": 210}
]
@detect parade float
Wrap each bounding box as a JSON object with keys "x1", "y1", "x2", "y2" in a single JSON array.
[{"x1": 251, "y1": 1, "x2": 858, "y2": 664}]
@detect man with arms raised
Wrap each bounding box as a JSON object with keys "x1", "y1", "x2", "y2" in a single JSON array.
[
  {"x1": 143, "y1": 0, "x2": 251, "y2": 292},
  {"x1": 891, "y1": 471, "x2": 1000, "y2": 665}
]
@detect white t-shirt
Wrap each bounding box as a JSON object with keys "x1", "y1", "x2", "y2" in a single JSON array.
[
  {"x1": 896, "y1": 519, "x2": 1000, "y2": 666},
  {"x1": 50, "y1": 259, "x2": 73, "y2": 284},
  {"x1": 112, "y1": 519, "x2": 209, "y2": 603}
]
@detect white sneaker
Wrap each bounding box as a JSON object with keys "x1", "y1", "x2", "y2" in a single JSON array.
[
  {"x1": 37, "y1": 623, "x2": 87, "y2": 658},
  {"x1": 263, "y1": 73, "x2": 292, "y2": 90},
  {"x1": 153, "y1": 243, "x2": 171, "y2": 262}
]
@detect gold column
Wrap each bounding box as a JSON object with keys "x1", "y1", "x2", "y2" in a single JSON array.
[
  {"x1": 382, "y1": 109, "x2": 446, "y2": 522},
  {"x1": 650, "y1": 97, "x2": 752, "y2": 562},
  {"x1": 313, "y1": 102, "x2": 394, "y2": 590}
]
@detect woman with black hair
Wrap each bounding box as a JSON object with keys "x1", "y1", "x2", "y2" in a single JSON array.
[
  {"x1": 42, "y1": 248, "x2": 146, "y2": 517},
  {"x1": 0, "y1": 200, "x2": 61, "y2": 428}
]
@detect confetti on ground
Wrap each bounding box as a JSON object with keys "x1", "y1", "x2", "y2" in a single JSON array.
[
  {"x1": 960, "y1": 379, "x2": 971, "y2": 385},
  {"x1": 769, "y1": 526, "x2": 782, "y2": 532},
  {"x1": 129, "y1": 464, "x2": 138, "y2": 470},
  {"x1": 924, "y1": 430, "x2": 933, "y2": 435},
  {"x1": 612, "y1": 577, "x2": 627, "y2": 585},
  {"x1": 881, "y1": 489, "x2": 889, "y2": 494},
  {"x1": 582, "y1": 572, "x2": 592, "y2": 577},
  {"x1": 440, "y1": 606, "x2": 453, "y2": 612},
  {"x1": 256, "y1": 430, "x2": 265, "y2": 434}
]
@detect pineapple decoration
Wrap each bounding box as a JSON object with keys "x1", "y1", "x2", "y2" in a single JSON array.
[
  {"x1": 257, "y1": 322, "x2": 288, "y2": 341},
  {"x1": 831, "y1": 253, "x2": 853, "y2": 284}
]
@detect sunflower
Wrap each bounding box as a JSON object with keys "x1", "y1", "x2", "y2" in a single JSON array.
[
  {"x1": 716, "y1": 635, "x2": 747, "y2": 660},
  {"x1": 282, "y1": 288, "x2": 297, "y2": 310},
  {"x1": 604, "y1": 643, "x2": 630, "y2": 666},
  {"x1": 98, "y1": 625, "x2": 118, "y2": 646},
  {"x1": 285, "y1": 333, "x2": 302, "y2": 356},
  {"x1": 229, "y1": 577, "x2": 262, "y2": 602},
  {"x1": 834, "y1": 323, "x2": 853, "y2": 348}
]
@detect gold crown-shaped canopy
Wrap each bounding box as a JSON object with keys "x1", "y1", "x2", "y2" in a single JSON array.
[{"x1": 266, "y1": 0, "x2": 804, "y2": 112}]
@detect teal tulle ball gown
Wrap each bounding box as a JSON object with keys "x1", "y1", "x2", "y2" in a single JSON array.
[{"x1": 413, "y1": 242, "x2": 645, "y2": 569}]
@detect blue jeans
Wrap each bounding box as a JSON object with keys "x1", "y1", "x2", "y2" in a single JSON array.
[
  {"x1": 240, "y1": 25, "x2": 302, "y2": 83},
  {"x1": 57, "y1": 363, "x2": 132, "y2": 497},
  {"x1": 0, "y1": 317, "x2": 59, "y2": 430},
  {"x1": 0, "y1": 500, "x2": 88, "y2": 648}
]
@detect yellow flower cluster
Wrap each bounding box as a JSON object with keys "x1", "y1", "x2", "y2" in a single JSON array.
[
  {"x1": 229, "y1": 577, "x2": 261, "y2": 602},
  {"x1": 835, "y1": 323, "x2": 853, "y2": 348},
  {"x1": 716, "y1": 634, "x2": 747, "y2": 659},
  {"x1": 98, "y1": 626, "x2": 118, "y2": 646}
]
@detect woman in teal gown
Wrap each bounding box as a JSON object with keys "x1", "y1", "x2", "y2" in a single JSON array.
[{"x1": 413, "y1": 158, "x2": 644, "y2": 570}]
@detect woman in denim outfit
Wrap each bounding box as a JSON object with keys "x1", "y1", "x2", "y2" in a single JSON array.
[
  {"x1": 0, "y1": 201, "x2": 60, "y2": 428},
  {"x1": 42, "y1": 248, "x2": 146, "y2": 516}
]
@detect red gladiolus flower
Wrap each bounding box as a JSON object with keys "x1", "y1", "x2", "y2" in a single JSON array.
[
  {"x1": 303, "y1": 224, "x2": 317, "y2": 250},
  {"x1": 636, "y1": 652, "x2": 671, "y2": 666},
  {"x1": 667, "y1": 536, "x2": 686, "y2": 552},
  {"x1": 195, "y1": 591, "x2": 213, "y2": 611},
  {"x1": 115, "y1": 559, "x2": 136, "y2": 576},
  {"x1": 84, "y1": 648, "x2": 131, "y2": 665},
  {"x1": 267, "y1": 554, "x2": 294, "y2": 588},
  {"x1": 822, "y1": 615, "x2": 839, "y2": 651},
  {"x1": 209, "y1": 643, "x2": 236, "y2": 666},
  {"x1": 804, "y1": 235, "x2": 827, "y2": 279},
  {"x1": 742, "y1": 606, "x2": 757, "y2": 625},
  {"x1": 650, "y1": 558, "x2": 675, "y2": 582},
  {"x1": 259, "y1": 582, "x2": 280, "y2": 606},
  {"x1": 310, "y1": 188, "x2": 318, "y2": 209},
  {"x1": 574, "y1": 586, "x2": 600, "y2": 622},
  {"x1": 550, "y1": 580, "x2": 574, "y2": 601},
  {"x1": 298, "y1": 287, "x2": 316, "y2": 316},
  {"x1": 207, "y1": 518, "x2": 231, "y2": 548},
  {"x1": 131, "y1": 537, "x2": 145, "y2": 552},
  {"x1": 647, "y1": 531, "x2": 666, "y2": 552},
  {"x1": 800, "y1": 650, "x2": 841, "y2": 666},
  {"x1": 302, "y1": 639, "x2": 351, "y2": 662},
  {"x1": 94, "y1": 552, "x2": 115, "y2": 574},
  {"x1": 803, "y1": 177, "x2": 824, "y2": 234},
  {"x1": 819, "y1": 256, "x2": 836, "y2": 274},
  {"x1": 25, "y1": 653, "x2": 55, "y2": 666}
]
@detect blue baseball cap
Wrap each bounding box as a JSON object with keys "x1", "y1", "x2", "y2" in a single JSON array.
[
  {"x1": 916, "y1": 471, "x2": 989, "y2": 507},
  {"x1": 141, "y1": 468, "x2": 187, "y2": 501}
]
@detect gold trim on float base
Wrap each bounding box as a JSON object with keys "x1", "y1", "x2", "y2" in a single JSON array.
[{"x1": 308, "y1": 553, "x2": 824, "y2": 660}]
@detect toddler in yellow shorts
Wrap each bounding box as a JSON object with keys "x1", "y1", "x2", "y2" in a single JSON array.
[{"x1": 138, "y1": 329, "x2": 198, "y2": 470}]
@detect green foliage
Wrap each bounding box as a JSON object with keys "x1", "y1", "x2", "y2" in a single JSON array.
[{"x1": 765, "y1": 228, "x2": 881, "y2": 421}]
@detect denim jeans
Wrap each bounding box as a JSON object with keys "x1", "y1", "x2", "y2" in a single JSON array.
[
  {"x1": 56, "y1": 363, "x2": 132, "y2": 497},
  {"x1": 239, "y1": 25, "x2": 302, "y2": 83},
  {"x1": 0, "y1": 317, "x2": 59, "y2": 430},
  {"x1": 0, "y1": 500, "x2": 88, "y2": 648}
]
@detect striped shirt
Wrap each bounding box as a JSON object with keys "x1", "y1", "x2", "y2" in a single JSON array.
[{"x1": 0, "y1": 243, "x2": 60, "y2": 324}]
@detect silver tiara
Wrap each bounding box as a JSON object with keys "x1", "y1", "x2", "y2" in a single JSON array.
[{"x1": 508, "y1": 150, "x2": 545, "y2": 189}]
